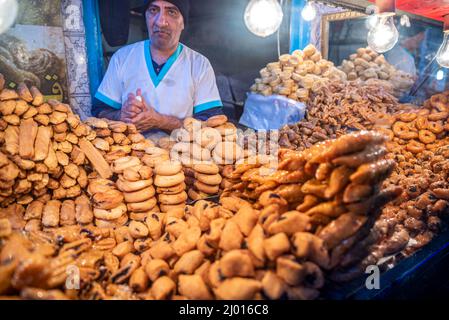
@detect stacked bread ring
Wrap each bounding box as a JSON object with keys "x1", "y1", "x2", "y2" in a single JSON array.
[
  {"x1": 424, "y1": 90, "x2": 449, "y2": 114},
  {"x1": 160, "y1": 115, "x2": 244, "y2": 168},
  {"x1": 154, "y1": 160, "x2": 187, "y2": 212},
  {"x1": 184, "y1": 162, "x2": 222, "y2": 201},
  {"x1": 141, "y1": 147, "x2": 170, "y2": 168},
  {"x1": 113, "y1": 156, "x2": 158, "y2": 220},
  {"x1": 87, "y1": 177, "x2": 127, "y2": 228}
]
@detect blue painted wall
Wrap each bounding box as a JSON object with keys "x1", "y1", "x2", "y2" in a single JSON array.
[
  {"x1": 83, "y1": 0, "x2": 104, "y2": 99},
  {"x1": 290, "y1": 0, "x2": 311, "y2": 53}
]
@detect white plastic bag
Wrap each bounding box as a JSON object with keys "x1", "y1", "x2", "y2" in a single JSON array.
[{"x1": 239, "y1": 93, "x2": 306, "y2": 130}]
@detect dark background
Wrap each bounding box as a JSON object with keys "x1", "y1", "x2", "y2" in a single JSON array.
[{"x1": 99, "y1": 0, "x2": 292, "y2": 120}]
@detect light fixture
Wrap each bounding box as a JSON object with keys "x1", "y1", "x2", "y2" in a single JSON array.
[
  {"x1": 436, "y1": 15, "x2": 449, "y2": 68},
  {"x1": 367, "y1": 0, "x2": 399, "y2": 53},
  {"x1": 436, "y1": 69, "x2": 445, "y2": 81},
  {"x1": 301, "y1": 1, "x2": 317, "y2": 22},
  {"x1": 0, "y1": 0, "x2": 18, "y2": 34},
  {"x1": 366, "y1": 15, "x2": 377, "y2": 30},
  {"x1": 244, "y1": 0, "x2": 284, "y2": 38}
]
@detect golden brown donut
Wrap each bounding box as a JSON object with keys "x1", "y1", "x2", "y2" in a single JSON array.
[
  {"x1": 427, "y1": 121, "x2": 444, "y2": 134},
  {"x1": 95, "y1": 214, "x2": 128, "y2": 228},
  {"x1": 406, "y1": 140, "x2": 425, "y2": 154},
  {"x1": 123, "y1": 186, "x2": 156, "y2": 203},
  {"x1": 428, "y1": 111, "x2": 449, "y2": 121},
  {"x1": 122, "y1": 166, "x2": 143, "y2": 182},
  {"x1": 430, "y1": 94, "x2": 448, "y2": 112},
  {"x1": 158, "y1": 191, "x2": 188, "y2": 205},
  {"x1": 194, "y1": 172, "x2": 222, "y2": 185},
  {"x1": 192, "y1": 162, "x2": 219, "y2": 175},
  {"x1": 392, "y1": 122, "x2": 418, "y2": 140},
  {"x1": 206, "y1": 115, "x2": 228, "y2": 128},
  {"x1": 154, "y1": 160, "x2": 182, "y2": 176},
  {"x1": 194, "y1": 180, "x2": 220, "y2": 195},
  {"x1": 127, "y1": 197, "x2": 157, "y2": 212},
  {"x1": 160, "y1": 202, "x2": 186, "y2": 213},
  {"x1": 398, "y1": 113, "x2": 417, "y2": 122},
  {"x1": 418, "y1": 130, "x2": 436, "y2": 144},
  {"x1": 93, "y1": 203, "x2": 127, "y2": 220},
  {"x1": 154, "y1": 172, "x2": 185, "y2": 188},
  {"x1": 187, "y1": 188, "x2": 210, "y2": 201},
  {"x1": 92, "y1": 189, "x2": 125, "y2": 210},
  {"x1": 205, "y1": 115, "x2": 228, "y2": 128},
  {"x1": 215, "y1": 123, "x2": 237, "y2": 136},
  {"x1": 156, "y1": 182, "x2": 186, "y2": 195},
  {"x1": 183, "y1": 117, "x2": 202, "y2": 132},
  {"x1": 415, "y1": 116, "x2": 428, "y2": 130},
  {"x1": 141, "y1": 153, "x2": 170, "y2": 167},
  {"x1": 116, "y1": 178, "x2": 153, "y2": 193}
]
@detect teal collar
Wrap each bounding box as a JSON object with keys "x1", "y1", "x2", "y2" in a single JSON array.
[{"x1": 144, "y1": 40, "x2": 184, "y2": 88}]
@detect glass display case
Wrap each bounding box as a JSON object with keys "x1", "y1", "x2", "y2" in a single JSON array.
[{"x1": 321, "y1": 10, "x2": 446, "y2": 104}]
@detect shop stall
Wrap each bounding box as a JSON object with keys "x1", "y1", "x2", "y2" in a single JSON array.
[{"x1": 1, "y1": 0, "x2": 449, "y2": 300}]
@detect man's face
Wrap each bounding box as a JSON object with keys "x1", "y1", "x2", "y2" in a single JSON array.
[{"x1": 146, "y1": 1, "x2": 184, "y2": 50}]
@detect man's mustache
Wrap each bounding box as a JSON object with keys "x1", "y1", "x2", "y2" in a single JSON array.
[{"x1": 153, "y1": 28, "x2": 171, "y2": 35}]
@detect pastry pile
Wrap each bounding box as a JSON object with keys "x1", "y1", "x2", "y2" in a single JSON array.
[
  {"x1": 338, "y1": 47, "x2": 414, "y2": 98},
  {"x1": 154, "y1": 160, "x2": 187, "y2": 213},
  {"x1": 250, "y1": 44, "x2": 347, "y2": 102}
]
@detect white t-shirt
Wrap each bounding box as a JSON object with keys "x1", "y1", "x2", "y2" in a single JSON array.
[{"x1": 95, "y1": 40, "x2": 222, "y2": 118}]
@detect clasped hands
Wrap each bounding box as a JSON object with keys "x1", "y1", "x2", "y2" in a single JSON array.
[{"x1": 120, "y1": 88, "x2": 160, "y2": 131}]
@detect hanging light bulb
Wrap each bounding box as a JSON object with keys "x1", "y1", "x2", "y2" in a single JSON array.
[
  {"x1": 367, "y1": 0, "x2": 398, "y2": 53},
  {"x1": 436, "y1": 15, "x2": 449, "y2": 68},
  {"x1": 367, "y1": 12, "x2": 399, "y2": 53},
  {"x1": 365, "y1": 15, "x2": 377, "y2": 30},
  {"x1": 0, "y1": 0, "x2": 18, "y2": 34},
  {"x1": 301, "y1": 1, "x2": 317, "y2": 22},
  {"x1": 244, "y1": 0, "x2": 284, "y2": 38}
]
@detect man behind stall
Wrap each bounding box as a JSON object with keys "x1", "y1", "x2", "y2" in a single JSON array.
[{"x1": 93, "y1": 0, "x2": 223, "y2": 135}]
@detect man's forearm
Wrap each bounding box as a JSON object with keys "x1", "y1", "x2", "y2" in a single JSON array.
[
  {"x1": 154, "y1": 112, "x2": 183, "y2": 132},
  {"x1": 134, "y1": 111, "x2": 182, "y2": 132}
]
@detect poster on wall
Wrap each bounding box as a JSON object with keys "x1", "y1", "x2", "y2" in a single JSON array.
[{"x1": 0, "y1": 0, "x2": 69, "y2": 102}]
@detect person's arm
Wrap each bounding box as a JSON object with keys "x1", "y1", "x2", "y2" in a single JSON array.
[
  {"x1": 192, "y1": 58, "x2": 223, "y2": 119},
  {"x1": 93, "y1": 90, "x2": 146, "y2": 123},
  {"x1": 131, "y1": 105, "x2": 183, "y2": 132}
]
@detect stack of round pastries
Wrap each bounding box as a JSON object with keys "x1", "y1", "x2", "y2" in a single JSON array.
[
  {"x1": 184, "y1": 162, "x2": 222, "y2": 201},
  {"x1": 161, "y1": 115, "x2": 244, "y2": 167},
  {"x1": 113, "y1": 156, "x2": 158, "y2": 220},
  {"x1": 154, "y1": 160, "x2": 187, "y2": 212},
  {"x1": 87, "y1": 177, "x2": 127, "y2": 228},
  {"x1": 141, "y1": 147, "x2": 170, "y2": 168}
]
